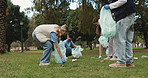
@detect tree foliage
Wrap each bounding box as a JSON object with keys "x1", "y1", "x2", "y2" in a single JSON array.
[
  {"x1": 6, "y1": 0, "x2": 29, "y2": 51},
  {"x1": 135, "y1": 0, "x2": 148, "y2": 48},
  {"x1": 0, "y1": 0, "x2": 7, "y2": 54}
]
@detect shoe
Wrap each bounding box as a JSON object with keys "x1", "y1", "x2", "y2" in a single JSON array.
[
  {"x1": 104, "y1": 57, "x2": 111, "y2": 60},
  {"x1": 110, "y1": 57, "x2": 117, "y2": 60},
  {"x1": 109, "y1": 62, "x2": 126, "y2": 67},
  {"x1": 98, "y1": 56, "x2": 102, "y2": 59},
  {"x1": 126, "y1": 63, "x2": 135, "y2": 67},
  {"x1": 39, "y1": 63, "x2": 51, "y2": 66}
]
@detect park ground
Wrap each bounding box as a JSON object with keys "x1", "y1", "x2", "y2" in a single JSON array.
[{"x1": 0, "y1": 48, "x2": 148, "y2": 78}]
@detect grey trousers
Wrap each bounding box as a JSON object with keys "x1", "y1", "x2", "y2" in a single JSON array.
[{"x1": 115, "y1": 13, "x2": 135, "y2": 64}]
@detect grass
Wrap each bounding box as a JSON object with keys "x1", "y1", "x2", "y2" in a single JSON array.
[{"x1": 0, "y1": 49, "x2": 148, "y2": 78}]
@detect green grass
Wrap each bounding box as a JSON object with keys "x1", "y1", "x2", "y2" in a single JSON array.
[{"x1": 0, "y1": 50, "x2": 148, "y2": 78}]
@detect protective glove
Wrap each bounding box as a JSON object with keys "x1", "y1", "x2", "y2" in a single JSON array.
[
  {"x1": 61, "y1": 57, "x2": 66, "y2": 63},
  {"x1": 104, "y1": 5, "x2": 110, "y2": 9}
]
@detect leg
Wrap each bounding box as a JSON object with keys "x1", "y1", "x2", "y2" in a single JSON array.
[
  {"x1": 66, "y1": 47, "x2": 72, "y2": 57},
  {"x1": 109, "y1": 37, "x2": 114, "y2": 57},
  {"x1": 99, "y1": 44, "x2": 103, "y2": 58},
  {"x1": 125, "y1": 14, "x2": 135, "y2": 64},
  {"x1": 40, "y1": 41, "x2": 52, "y2": 63}
]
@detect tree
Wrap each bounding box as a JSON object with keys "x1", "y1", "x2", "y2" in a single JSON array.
[
  {"x1": 134, "y1": 0, "x2": 148, "y2": 48},
  {"x1": 33, "y1": 0, "x2": 70, "y2": 24},
  {"x1": 0, "y1": 0, "x2": 7, "y2": 54},
  {"x1": 6, "y1": 0, "x2": 29, "y2": 52}
]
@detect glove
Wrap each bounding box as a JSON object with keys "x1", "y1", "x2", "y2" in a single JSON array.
[
  {"x1": 104, "y1": 5, "x2": 110, "y2": 9},
  {"x1": 61, "y1": 57, "x2": 66, "y2": 63}
]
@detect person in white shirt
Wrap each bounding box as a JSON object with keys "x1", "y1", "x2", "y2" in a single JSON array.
[{"x1": 32, "y1": 24, "x2": 68, "y2": 66}]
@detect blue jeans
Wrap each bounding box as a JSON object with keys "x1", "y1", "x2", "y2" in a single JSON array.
[
  {"x1": 66, "y1": 47, "x2": 72, "y2": 57},
  {"x1": 115, "y1": 13, "x2": 135, "y2": 64},
  {"x1": 32, "y1": 32, "x2": 52, "y2": 63}
]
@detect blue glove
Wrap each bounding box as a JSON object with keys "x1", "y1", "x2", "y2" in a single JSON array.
[
  {"x1": 61, "y1": 57, "x2": 66, "y2": 63},
  {"x1": 104, "y1": 5, "x2": 110, "y2": 9}
]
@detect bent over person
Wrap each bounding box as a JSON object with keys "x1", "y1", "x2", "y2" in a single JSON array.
[
  {"x1": 32, "y1": 24, "x2": 68, "y2": 66},
  {"x1": 63, "y1": 37, "x2": 77, "y2": 58},
  {"x1": 104, "y1": 0, "x2": 136, "y2": 67}
]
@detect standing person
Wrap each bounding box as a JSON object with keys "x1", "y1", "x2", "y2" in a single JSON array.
[
  {"x1": 32, "y1": 24, "x2": 68, "y2": 66},
  {"x1": 92, "y1": 17, "x2": 106, "y2": 59},
  {"x1": 104, "y1": 0, "x2": 136, "y2": 67},
  {"x1": 63, "y1": 37, "x2": 77, "y2": 58}
]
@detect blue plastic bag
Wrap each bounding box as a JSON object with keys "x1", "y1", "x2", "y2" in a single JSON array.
[
  {"x1": 72, "y1": 45, "x2": 83, "y2": 58},
  {"x1": 51, "y1": 41, "x2": 67, "y2": 63}
]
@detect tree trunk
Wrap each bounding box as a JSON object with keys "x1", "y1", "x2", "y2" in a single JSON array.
[
  {"x1": 0, "y1": 0, "x2": 7, "y2": 54},
  {"x1": 7, "y1": 44, "x2": 11, "y2": 52},
  {"x1": 87, "y1": 41, "x2": 93, "y2": 50},
  {"x1": 143, "y1": 32, "x2": 148, "y2": 48}
]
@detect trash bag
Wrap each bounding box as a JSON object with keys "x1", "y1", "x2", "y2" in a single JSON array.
[
  {"x1": 106, "y1": 47, "x2": 109, "y2": 57},
  {"x1": 98, "y1": 36, "x2": 109, "y2": 48},
  {"x1": 72, "y1": 45, "x2": 83, "y2": 58},
  {"x1": 98, "y1": 6, "x2": 116, "y2": 48},
  {"x1": 99, "y1": 6, "x2": 116, "y2": 38},
  {"x1": 51, "y1": 41, "x2": 67, "y2": 63}
]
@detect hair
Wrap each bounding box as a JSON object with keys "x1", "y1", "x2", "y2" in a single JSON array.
[
  {"x1": 92, "y1": 17, "x2": 99, "y2": 23},
  {"x1": 61, "y1": 25, "x2": 69, "y2": 32}
]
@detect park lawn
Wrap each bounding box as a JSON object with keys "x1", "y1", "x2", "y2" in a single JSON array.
[{"x1": 0, "y1": 49, "x2": 148, "y2": 78}]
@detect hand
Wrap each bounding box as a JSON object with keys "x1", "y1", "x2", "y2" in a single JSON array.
[
  {"x1": 104, "y1": 5, "x2": 110, "y2": 9},
  {"x1": 61, "y1": 57, "x2": 66, "y2": 63}
]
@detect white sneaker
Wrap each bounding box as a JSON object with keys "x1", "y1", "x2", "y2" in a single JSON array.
[
  {"x1": 39, "y1": 63, "x2": 51, "y2": 66},
  {"x1": 98, "y1": 56, "x2": 102, "y2": 59}
]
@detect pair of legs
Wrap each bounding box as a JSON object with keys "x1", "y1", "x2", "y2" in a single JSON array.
[
  {"x1": 32, "y1": 32, "x2": 52, "y2": 63},
  {"x1": 109, "y1": 13, "x2": 135, "y2": 67}
]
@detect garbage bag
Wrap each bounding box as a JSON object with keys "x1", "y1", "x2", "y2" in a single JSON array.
[
  {"x1": 106, "y1": 47, "x2": 109, "y2": 57},
  {"x1": 98, "y1": 36, "x2": 109, "y2": 48},
  {"x1": 51, "y1": 41, "x2": 66, "y2": 63},
  {"x1": 99, "y1": 6, "x2": 116, "y2": 38},
  {"x1": 72, "y1": 45, "x2": 83, "y2": 58}
]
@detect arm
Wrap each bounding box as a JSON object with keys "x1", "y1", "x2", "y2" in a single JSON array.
[
  {"x1": 51, "y1": 32, "x2": 63, "y2": 58},
  {"x1": 71, "y1": 41, "x2": 77, "y2": 48},
  {"x1": 53, "y1": 43, "x2": 63, "y2": 58},
  {"x1": 109, "y1": 0, "x2": 127, "y2": 9}
]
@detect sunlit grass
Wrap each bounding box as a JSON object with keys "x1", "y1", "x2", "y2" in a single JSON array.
[{"x1": 0, "y1": 49, "x2": 148, "y2": 78}]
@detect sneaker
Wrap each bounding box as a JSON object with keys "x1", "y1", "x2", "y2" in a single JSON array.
[
  {"x1": 104, "y1": 57, "x2": 111, "y2": 60},
  {"x1": 126, "y1": 63, "x2": 135, "y2": 67},
  {"x1": 109, "y1": 62, "x2": 126, "y2": 67},
  {"x1": 39, "y1": 63, "x2": 51, "y2": 66},
  {"x1": 98, "y1": 56, "x2": 102, "y2": 59},
  {"x1": 110, "y1": 57, "x2": 117, "y2": 60}
]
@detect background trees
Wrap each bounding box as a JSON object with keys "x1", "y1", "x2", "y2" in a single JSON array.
[
  {"x1": 1, "y1": 0, "x2": 147, "y2": 53},
  {"x1": 134, "y1": 0, "x2": 148, "y2": 48},
  {"x1": 6, "y1": 0, "x2": 29, "y2": 52},
  {"x1": 0, "y1": 0, "x2": 7, "y2": 54}
]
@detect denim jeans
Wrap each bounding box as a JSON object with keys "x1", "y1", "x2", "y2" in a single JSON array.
[
  {"x1": 32, "y1": 32, "x2": 52, "y2": 63},
  {"x1": 115, "y1": 13, "x2": 135, "y2": 64},
  {"x1": 66, "y1": 47, "x2": 72, "y2": 57}
]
